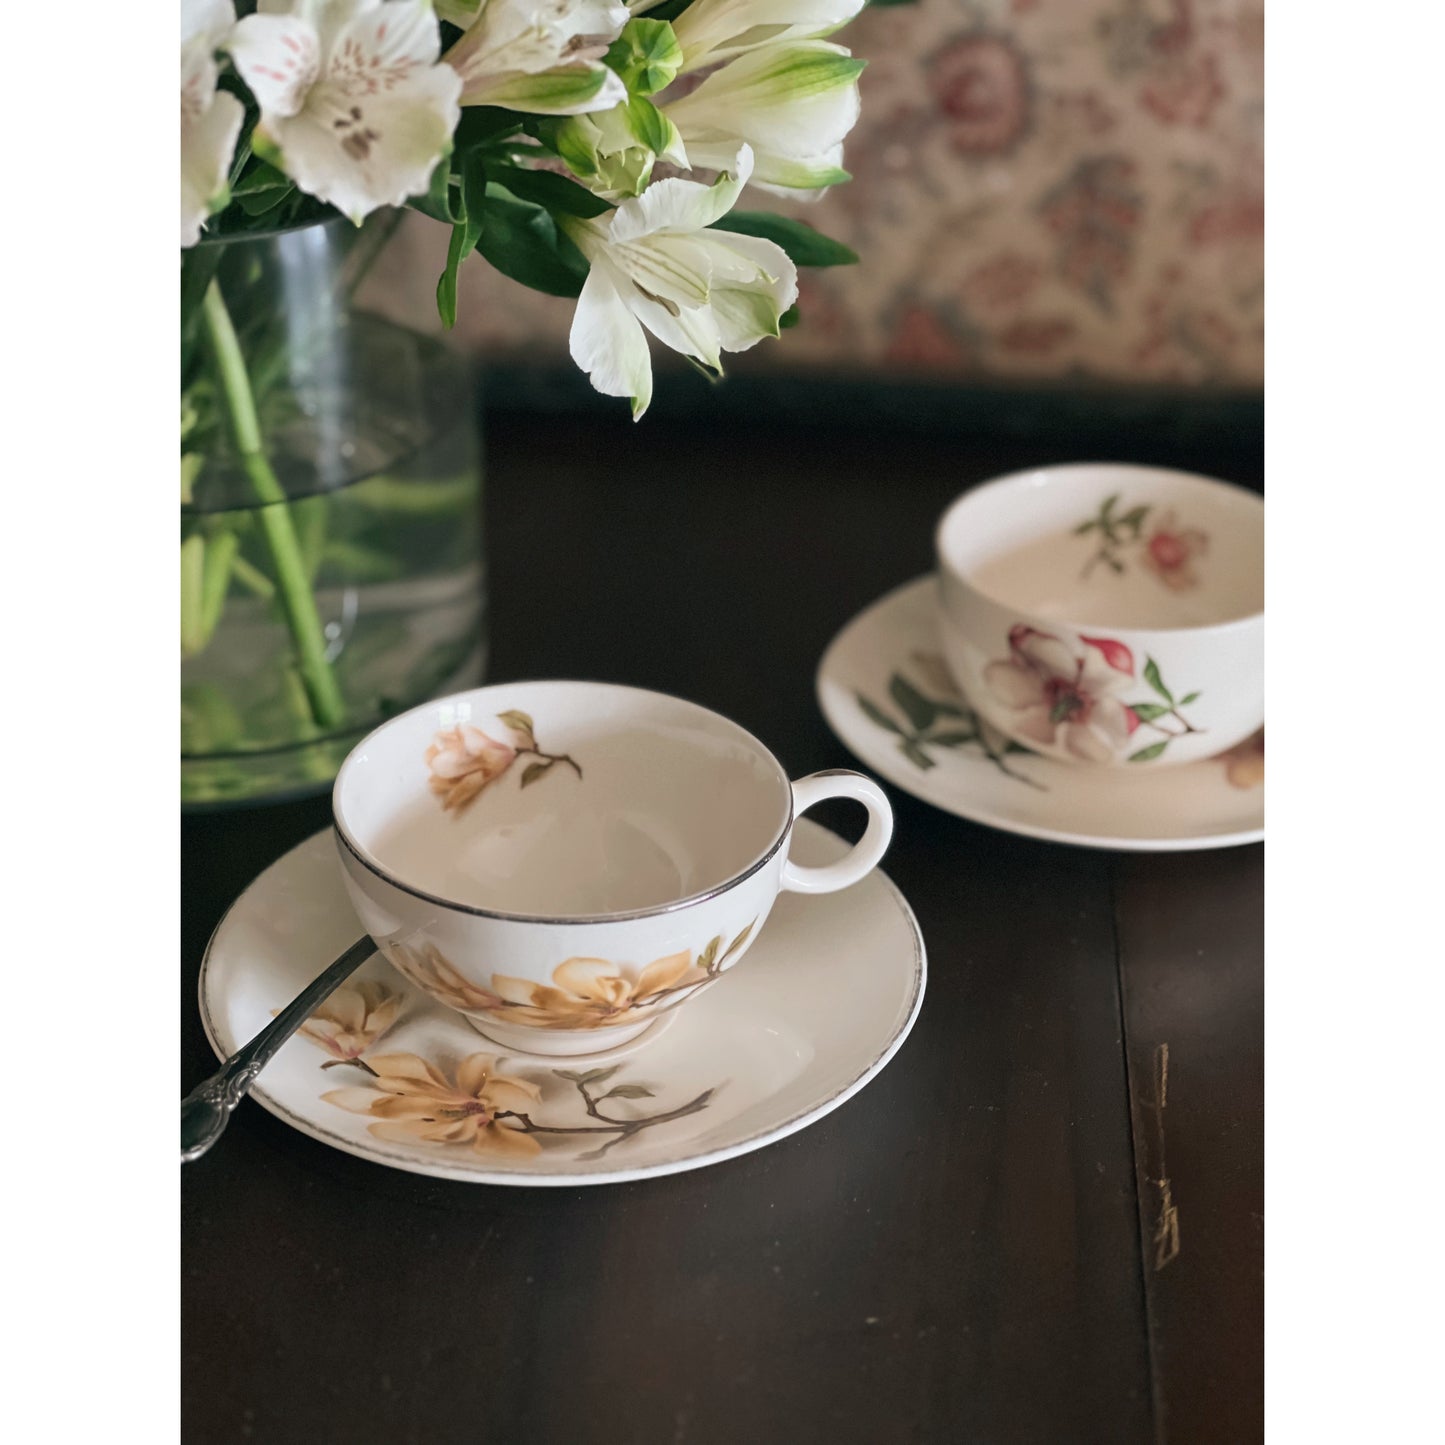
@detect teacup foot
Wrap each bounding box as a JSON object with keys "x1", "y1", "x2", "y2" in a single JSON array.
[{"x1": 464, "y1": 1007, "x2": 678, "y2": 1064}]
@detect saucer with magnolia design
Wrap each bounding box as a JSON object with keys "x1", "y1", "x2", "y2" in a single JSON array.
[
  {"x1": 198, "y1": 820, "x2": 925, "y2": 1186},
  {"x1": 817, "y1": 576, "x2": 1263, "y2": 851}
]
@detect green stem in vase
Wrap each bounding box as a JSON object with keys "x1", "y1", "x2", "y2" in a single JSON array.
[
  {"x1": 180, "y1": 534, "x2": 207, "y2": 658},
  {"x1": 200, "y1": 529, "x2": 241, "y2": 641},
  {"x1": 200, "y1": 281, "x2": 346, "y2": 731}
]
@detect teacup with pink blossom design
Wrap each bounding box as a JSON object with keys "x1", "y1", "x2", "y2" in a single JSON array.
[
  {"x1": 935, "y1": 464, "x2": 1262, "y2": 769},
  {"x1": 333, "y1": 682, "x2": 894, "y2": 1056}
]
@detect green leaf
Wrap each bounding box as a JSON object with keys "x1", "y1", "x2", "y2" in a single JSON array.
[
  {"x1": 900, "y1": 739, "x2": 936, "y2": 770},
  {"x1": 1073, "y1": 520, "x2": 1097, "y2": 535},
  {"x1": 1178, "y1": 691, "x2": 1201, "y2": 706},
  {"x1": 927, "y1": 730, "x2": 979, "y2": 748},
  {"x1": 722, "y1": 920, "x2": 756, "y2": 961},
  {"x1": 412, "y1": 157, "x2": 459, "y2": 225},
  {"x1": 568, "y1": 1066, "x2": 622, "y2": 1086},
  {"x1": 436, "y1": 147, "x2": 487, "y2": 328},
  {"x1": 230, "y1": 160, "x2": 294, "y2": 217},
  {"x1": 488, "y1": 165, "x2": 612, "y2": 218},
  {"x1": 1118, "y1": 505, "x2": 1150, "y2": 534},
  {"x1": 778, "y1": 303, "x2": 800, "y2": 329},
  {"x1": 1129, "y1": 741, "x2": 1169, "y2": 763},
  {"x1": 1100, "y1": 493, "x2": 1120, "y2": 519},
  {"x1": 476, "y1": 184, "x2": 589, "y2": 298},
  {"x1": 1129, "y1": 702, "x2": 1170, "y2": 722},
  {"x1": 856, "y1": 695, "x2": 903, "y2": 734},
  {"x1": 889, "y1": 675, "x2": 938, "y2": 732},
  {"x1": 520, "y1": 760, "x2": 554, "y2": 788},
  {"x1": 602, "y1": 1084, "x2": 656, "y2": 1100},
  {"x1": 496, "y1": 708, "x2": 535, "y2": 739},
  {"x1": 709, "y1": 212, "x2": 859, "y2": 267},
  {"x1": 1143, "y1": 657, "x2": 1174, "y2": 704},
  {"x1": 454, "y1": 106, "x2": 524, "y2": 150}
]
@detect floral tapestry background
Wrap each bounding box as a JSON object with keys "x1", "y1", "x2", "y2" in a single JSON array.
[{"x1": 370, "y1": 0, "x2": 1263, "y2": 389}]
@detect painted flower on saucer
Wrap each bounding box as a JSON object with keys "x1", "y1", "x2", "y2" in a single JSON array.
[
  {"x1": 324, "y1": 1053, "x2": 544, "y2": 1158},
  {"x1": 324, "y1": 1055, "x2": 720, "y2": 1162},
  {"x1": 291, "y1": 980, "x2": 404, "y2": 1063}
]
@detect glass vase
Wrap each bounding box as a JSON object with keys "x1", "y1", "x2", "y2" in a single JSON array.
[{"x1": 181, "y1": 218, "x2": 485, "y2": 808}]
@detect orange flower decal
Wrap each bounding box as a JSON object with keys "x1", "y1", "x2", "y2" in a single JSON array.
[{"x1": 323, "y1": 1053, "x2": 542, "y2": 1159}]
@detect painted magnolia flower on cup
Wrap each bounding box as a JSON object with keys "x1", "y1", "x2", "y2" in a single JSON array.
[
  {"x1": 426, "y1": 721, "x2": 519, "y2": 810},
  {"x1": 292, "y1": 980, "x2": 403, "y2": 1060},
  {"x1": 985, "y1": 626, "x2": 1205, "y2": 763},
  {"x1": 387, "y1": 941, "x2": 506, "y2": 1013},
  {"x1": 1142, "y1": 511, "x2": 1209, "y2": 591},
  {"x1": 564, "y1": 145, "x2": 798, "y2": 418},
  {"x1": 227, "y1": 0, "x2": 462, "y2": 224},
  {"x1": 441, "y1": 0, "x2": 629, "y2": 115},
  {"x1": 492, "y1": 951, "x2": 705, "y2": 1029},
  {"x1": 425, "y1": 708, "x2": 582, "y2": 811},
  {"x1": 324, "y1": 1052, "x2": 543, "y2": 1157},
  {"x1": 985, "y1": 626, "x2": 1142, "y2": 763},
  {"x1": 182, "y1": 0, "x2": 246, "y2": 246}
]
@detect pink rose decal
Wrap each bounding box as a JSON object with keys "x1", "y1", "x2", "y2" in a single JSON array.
[
  {"x1": 1141, "y1": 511, "x2": 1209, "y2": 591},
  {"x1": 1074, "y1": 493, "x2": 1209, "y2": 592},
  {"x1": 984, "y1": 625, "x2": 1141, "y2": 762}
]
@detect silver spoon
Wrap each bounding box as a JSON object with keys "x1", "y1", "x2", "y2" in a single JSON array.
[{"x1": 181, "y1": 935, "x2": 376, "y2": 1163}]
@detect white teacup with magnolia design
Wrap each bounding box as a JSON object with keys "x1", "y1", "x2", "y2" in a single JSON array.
[
  {"x1": 333, "y1": 682, "x2": 894, "y2": 1056},
  {"x1": 935, "y1": 464, "x2": 1263, "y2": 769}
]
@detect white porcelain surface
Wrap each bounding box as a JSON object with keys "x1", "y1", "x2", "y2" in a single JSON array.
[
  {"x1": 935, "y1": 464, "x2": 1263, "y2": 769},
  {"x1": 333, "y1": 682, "x2": 893, "y2": 1055},
  {"x1": 199, "y1": 823, "x2": 926, "y2": 1186},
  {"x1": 818, "y1": 576, "x2": 1264, "y2": 851}
]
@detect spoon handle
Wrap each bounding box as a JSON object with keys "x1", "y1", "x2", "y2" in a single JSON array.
[{"x1": 182, "y1": 935, "x2": 376, "y2": 1163}]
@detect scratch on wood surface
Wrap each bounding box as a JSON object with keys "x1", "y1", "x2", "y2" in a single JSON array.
[{"x1": 1147, "y1": 1043, "x2": 1180, "y2": 1271}]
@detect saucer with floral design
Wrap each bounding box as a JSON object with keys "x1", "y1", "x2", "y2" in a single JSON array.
[
  {"x1": 198, "y1": 821, "x2": 925, "y2": 1186},
  {"x1": 817, "y1": 576, "x2": 1263, "y2": 852}
]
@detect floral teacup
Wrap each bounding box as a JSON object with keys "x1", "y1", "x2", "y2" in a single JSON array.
[
  {"x1": 333, "y1": 682, "x2": 894, "y2": 1055},
  {"x1": 935, "y1": 463, "x2": 1263, "y2": 768}
]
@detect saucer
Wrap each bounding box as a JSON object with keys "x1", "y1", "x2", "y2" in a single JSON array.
[
  {"x1": 817, "y1": 576, "x2": 1264, "y2": 852},
  {"x1": 198, "y1": 821, "x2": 925, "y2": 1186}
]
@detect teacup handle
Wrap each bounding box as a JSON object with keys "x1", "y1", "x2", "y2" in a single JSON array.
[{"x1": 781, "y1": 769, "x2": 895, "y2": 895}]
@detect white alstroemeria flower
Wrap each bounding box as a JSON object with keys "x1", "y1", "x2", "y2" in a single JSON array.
[
  {"x1": 665, "y1": 0, "x2": 866, "y2": 72},
  {"x1": 662, "y1": 39, "x2": 862, "y2": 193},
  {"x1": 563, "y1": 146, "x2": 798, "y2": 418},
  {"x1": 444, "y1": 0, "x2": 629, "y2": 116},
  {"x1": 228, "y1": 0, "x2": 462, "y2": 224},
  {"x1": 181, "y1": 0, "x2": 245, "y2": 246}
]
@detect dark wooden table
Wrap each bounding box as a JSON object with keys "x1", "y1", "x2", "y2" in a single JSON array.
[{"x1": 182, "y1": 402, "x2": 1263, "y2": 1444}]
